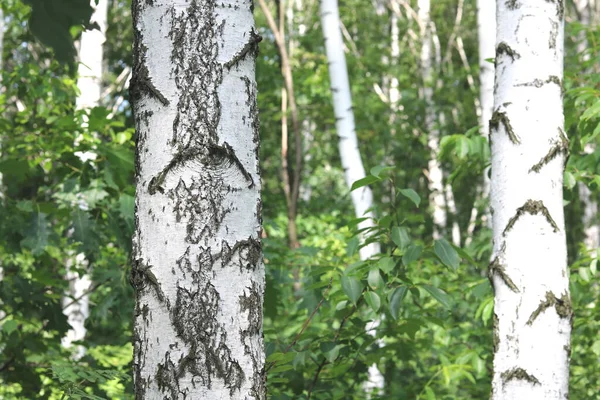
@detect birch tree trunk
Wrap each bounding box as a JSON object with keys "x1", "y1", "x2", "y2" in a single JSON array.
[
  {"x1": 320, "y1": 0, "x2": 380, "y2": 261},
  {"x1": 418, "y1": 0, "x2": 456, "y2": 243},
  {"x1": 320, "y1": 0, "x2": 383, "y2": 394},
  {"x1": 490, "y1": 1, "x2": 571, "y2": 398},
  {"x1": 574, "y1": 0, "x2": 600, "y2": 251},
  {"x1": 130, "y1": 1, "x2": 265, "y2": 398},
  {"x1": 62, "y1": 0, "x2": 108, "y2": 358}
]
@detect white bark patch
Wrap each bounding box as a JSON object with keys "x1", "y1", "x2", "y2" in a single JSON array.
[
  {"x1": 131, "y1": 1, "x2": 264, "y2": 399},
  {"x1": 490, "y1": 1, "x2": 570, "y2": 398}
]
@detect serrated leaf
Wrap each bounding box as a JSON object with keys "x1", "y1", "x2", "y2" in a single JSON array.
[
  {"x1": 350, "y1": 175, "x2": 379, "y2": 192},
  {"x1": 364, "y1": 291, "x2": 381, "y2": 312},
  {"x1": 434, "y1": 239, "x2": 460, "y2": 270},
  {"x1": 389, "y1": 286, "x2": 408, "y2": 320},
  {"x1": 403, "y1": 245, "x2": 422, "y2": 266},
  {"x1": 391, "y1": 226, "x2": 411, "y2": 250},
  {"x1": 581, "y1": 100, "x2": 600, "y2": 120},
  {"x1": 341, "y1": 276, "x2": 362, "y2": 305},
  {"x1": 422, "y1": 284, "x2": 452, "y2": 309},
  {"x1": 398, "y1": 188, "x2": 421, "y2": 207}
]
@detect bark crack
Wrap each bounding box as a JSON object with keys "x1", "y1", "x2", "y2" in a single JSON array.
[
  {"x1": 529, "y1": 128, "x2": 569, "y2": 173},
  {"x1": 490, "y1": 110, "x2": 520, "y2": 144}
]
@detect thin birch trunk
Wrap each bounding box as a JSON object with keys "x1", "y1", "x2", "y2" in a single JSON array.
[
  {"x1": 465, "y1": 0, "x2": 496, "y2": 245},
  {"x1": 418, "y1": 0, "x2": 452, "y2": 242},
  {"x1": 490, "y1": 1, "x2": 571, "y2": 398},
  {"x1": 62, "y1": 0, "x2": 108, "y2": 359},
  {"x1": 320, "y1": 0, "x2": 383, "y2": 394},
  {"x1": 130, "y1": 1, "x2": 265, "y2": 398}
]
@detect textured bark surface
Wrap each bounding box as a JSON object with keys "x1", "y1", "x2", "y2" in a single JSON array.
[
  {"x1": 130, "y1": 1, "x2": 265, "y2": 398},
  {"x1": 62, "y1": 0, "x2": 108, "y2": 358},
  {"x1": 490, "y1": 1, "x2": 571, "y2": 398}
]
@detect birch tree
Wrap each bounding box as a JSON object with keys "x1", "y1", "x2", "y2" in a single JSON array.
[
  {"x1": 320, "y1": 0, "x2": 380, "y2": 261},
  {"x1": 418, "y1": 0, "x2": 460, "y2": 245},
  {"x1": 320, "y1": 0, "x2": 383, "y2": 393},
  {"x1": 130, "y1": 1, "x2": 265, "y2": 398},
  {"x1": 490, "y1": 1, "x2": 571, "y2": 398},
  {"x1": 62, "y1": 0, "x2": 108, "y2": 358}
]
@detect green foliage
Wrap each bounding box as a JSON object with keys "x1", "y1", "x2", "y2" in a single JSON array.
[{"x1": 1, "y1": 0, "x2": 599, "y2": 398}]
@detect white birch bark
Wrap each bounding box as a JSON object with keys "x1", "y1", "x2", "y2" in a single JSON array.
[
  {"x1": 62, "y1": 0, "x2": 108, "y2": 358},
  {"x1": 131, "y1": 1, "x2": 264, "y2": 398},
  {"x1": 490, "y1": 1, "x2": 571, "y2": 398},
  {"x1": 419, "y1": 0, "x2": 451, "y2": 242},
  {"x1": 321, "y1": 0, "x2": 383, "y2": 394},
  {"x1": 320, "y1": 0, "x2": 380, "y2": 261}
]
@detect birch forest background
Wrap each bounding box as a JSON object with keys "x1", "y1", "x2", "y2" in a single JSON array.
[{"x1": 0, "y1": 0, "x2": 599, "y2": 398}]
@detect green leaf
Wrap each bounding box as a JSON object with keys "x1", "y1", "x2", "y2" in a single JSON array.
[
  {"x1": 346, "y1": 236, "x2": 360, "y2": 257},
  {"x1": 2, "y1": 320, "x2": 18, "y2": 335},
  {"x1": 389, "y1": 286, "x2": 408, "y2": 320},
  {"x1": 398, "y1": 188, "x2": 421, "y2": 207},
  {"x1": 581, "y1": 100, "x2": 600, "y2": 120},
  {"x1": 364, "y1": 292, "x2": 381, "y2": 312},
  {"x1": 370, "y1": 165, "x2": 393, "y2": 178},
  {"x1": 350, "y1": 175, "x2": 379, "y2": 191},
  {"x1": 457, "y1": 136, "x2": 470, "y2": 159},
  {"x1": 21, "y1": 212, "x2": 51, "y2": 255},
  {"x1": 378, "y1": 256, "x2": 396, "y2": 274},
  {"x1": 591, "y1": 259, "x2": 598, "y2": 275},
  {"x1": 434, "y1": 239, "x2": 460, "y2": 270},
  {"x1": 564, "y1": 171, "x2": 576, "y2": 190},
  {"x1": 403, "y1": 245, "x2": 422, "y2": 266},
  {"x1": 71, "y1": 208, "x2": 98, "y2": 252},
  {"x1": 367, "y1": 268, "x2": 384, "y2": 290},
  {"x1": 391, "y1": 226, "x2": 411, "y2": 250},
  {"x1": 579, "y1": 266, "x2": 591, "y2": 282},
  {"x1": 341, "y1": 276, "x2": 363, "y2": 305},
  {"x1": 422, "y1": 284, "x2": 452, "y2": 309}
]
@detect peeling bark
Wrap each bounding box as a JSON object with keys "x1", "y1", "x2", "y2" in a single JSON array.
[
  {"x1": 131, "y1": 1, "x2": 265, "y2": 398},
  {"x1": 490, "y1": 1, "x2": 571, "y2": 398}
]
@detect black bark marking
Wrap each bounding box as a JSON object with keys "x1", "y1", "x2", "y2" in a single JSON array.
[
  {"x1": 493, "y1": 313, "x2": 500, "y2": 353},
  {"x1": 172, "y1": 285, "x2": 245, "y2": 395},
  {"x1": 239, "y1": 282, "x2": 266, "y2": 398},
  {"x1": 224, "y1": 28, "x2": 262, "y2": 69},
  {"x1": 496, "y1": 42, "x2": 520, "y2": 65},
  {"x1": 219, "y1": 237, "x2": 262, "y2": 270},
  {"x1": 515, "y1": 75, "x2": 562, "y2": 90},
  {"x1": 529, "y1": 128, "x2": 569, "y2": 173},
  {"x1": 501, "y1": 367, "x2": 540, "y2": 385},
  {"x1": 130, "y1": 258, "x2": 168, "y2": 305},
  {"x1": 503, "y1": 200, "x2": 559, "y2": 235},
  {"x1": 148, "y1": 142, "x2": 254, "y2": 195},
  {"x1": 130, "y1": 58, "x2": 170, "y2": 107},
  {"x1": 545, "y1": 0, "x2": 564, "y2": 19},
  {"x1": 505, "y1": 0, "x2": 520, "y2": 9},
  {"x1": 490, "y1": 111, "x2": 520, "y2": 144},
  {"x1": 489, "y1": 255, "x2": 520, "y2": 293},
  {"x1": 527, "y1": 291, "x2": 572, "y2": 325}
]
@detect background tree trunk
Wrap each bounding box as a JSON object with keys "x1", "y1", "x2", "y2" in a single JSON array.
[
  {"x1": 131, "y1": 1, "x2": 265, "y2": 398},
  {"x1": 321, "y1": 0, "x2": 383, "y2": 394},
  {"x1": 490, "y1": 1, "x2": 571, "y2": 398},
  {"x1": 321, "y1": 0, "x2": 380, "y2": 261},
  {"x1": 62, "y1": 0, "x2": 108, "y2": 359}
]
